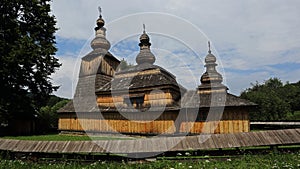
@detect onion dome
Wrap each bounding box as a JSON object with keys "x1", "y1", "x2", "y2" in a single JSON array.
[
  {"x1": 198, "y1": 41, "x2": 228, "y2": 93},
  {"x1": 136, "y1": 24, "x2": 156, "y2": 65},
  {"x1": 200, "y1": 42, "x2": 222, "y2": 84},
  {"x1": 95, "y1": 17, "x2": 105, "y2": 30},
  {"x1": 90, "y1": 7, "x2": 111, "y2": 51}
]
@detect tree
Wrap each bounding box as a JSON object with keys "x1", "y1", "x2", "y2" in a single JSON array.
[
  {"x1": 118, "y1": 58, "x2": 134, "y2": 71},
  {"x1": 0, "y1": 0, "x2": 60, "y2": 128},
  {"x1": 37, "y1": 96, "x2": 69, "y2": 134},
  {"x1": 281, "y1": 81, "x2": 300, "y2": 113},
  {"x1": 241, "y1": 78, "x2": 291, "y2": 121}
]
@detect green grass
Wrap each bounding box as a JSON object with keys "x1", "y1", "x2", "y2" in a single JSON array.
[
  {"x1": 0, "y1": 152, "x2": 299, "y2": 169},
  {"x1": 1, "y1": 134, "x2": 132, "y2": 141}
]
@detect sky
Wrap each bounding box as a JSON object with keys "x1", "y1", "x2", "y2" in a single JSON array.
[{"x1": 50, "y1": 0, "x2": 300, "y2": 99}]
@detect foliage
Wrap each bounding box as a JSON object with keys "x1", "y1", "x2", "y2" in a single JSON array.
[
  {"x1": 0, "y1": 1, "x2": 60, "y2": 126},
  {"x1": 241, "y1": 78, "x2": 300, "y2": 121},
  {"x1": 36, "y1": 96, "x2": 69, "y2": 133},
  {"x1": 0, "y1": 152, "x2": 299, "y2": 169},
  {"x1": 287, "y1": 111, "x2": 300, "y2": 121},
  {"x1": 117, "y1": 59, "x2": 134, "y2": 71}
]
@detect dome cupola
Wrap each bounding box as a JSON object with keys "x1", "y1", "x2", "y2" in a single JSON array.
[
  {"x1": 90, "y1": 7, "x2": 111, "y2": 51},
  {"x1": 136, "y1": 24, "x2": 156, "y2": 65},
  {"x1": 198, "y1": 41, "x2": 228, "y2": 94}
]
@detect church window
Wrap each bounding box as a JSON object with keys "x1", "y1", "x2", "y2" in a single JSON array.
[{"x1": 123, "y1": 95, "x2": 144, "y2": 108}]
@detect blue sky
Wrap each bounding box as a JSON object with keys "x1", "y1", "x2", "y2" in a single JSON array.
[{"x1": 50, "y1": 0, "x2": 300, "y2": 98}]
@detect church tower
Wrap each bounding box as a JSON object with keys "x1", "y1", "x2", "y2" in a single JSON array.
[
  {"x1": 198, "y1": 41, "x2": 228, "y2": 94},
  {"x1": 75, "y1": 7, "x2": 120, "y2": 98},
  {"x1": 72, "y1": 8, "x2": 120, "y2": 113}
]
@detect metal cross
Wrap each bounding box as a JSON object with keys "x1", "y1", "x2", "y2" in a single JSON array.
[
  {"x1": 98, "y1": 6, "x2": 102, "y2": 17},
  {"x1": 143, "y1": 24, "x2": 146, "y2": 33}
]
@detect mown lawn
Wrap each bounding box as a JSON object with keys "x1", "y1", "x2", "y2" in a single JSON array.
[
  {"x1": 1, "y1": 134, "x2": 132, "y2": 141},
  {"x1": 0, "y1": 152, "x2": 299, "y2": 169}
]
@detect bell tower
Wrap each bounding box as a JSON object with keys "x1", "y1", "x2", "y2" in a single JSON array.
[
  {"x1": 198, "y1": 41, "x2": 228, "y2": 94},
  {"x1": 77, "y1": 7, "x2": 120, "y2": 90}
]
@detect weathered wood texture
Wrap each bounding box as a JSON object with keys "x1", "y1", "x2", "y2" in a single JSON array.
[
  {"x1": 98, "y1": 90, "x2": 177, "y2": 108},
  {"x1": 179, "y1": 109, "x2": 249, "y2": 134},
  {"x1": 79, "y1": 55, "x2": 119, "y2": 78},
  {"x1": 59, "y1": 108, "x2": 249, "y2": 134},
  {"x1": 0, "y1": 129, "x2": 299, "y2": 154},
  {"x1": 59, "y1": 112, "x2": 178, "y2": 134}
]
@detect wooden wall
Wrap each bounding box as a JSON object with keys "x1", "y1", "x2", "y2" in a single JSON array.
[
  {"x1": 79, "y1": 57, "x2": 102, "y2": 77},
  {"x1": 97, "y1": 90, "x2": 177, "y2": 109},
  {"x1": 58, "y1": 107, "x2": 250, "y2": 134},
  {"x1": 179, "y1": 108, "x2": 249, "y2": 134},
  {"x1": 79, "y1": 55, "x2": 119, "y2": 78},
  {"x1": 58, "y1": 112, "x2": 177, "y2": 134}
]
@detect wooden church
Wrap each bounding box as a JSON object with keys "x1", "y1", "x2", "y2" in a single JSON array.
[{"x1": 58, "y1": 11, "x2": 256, "y2": 135}]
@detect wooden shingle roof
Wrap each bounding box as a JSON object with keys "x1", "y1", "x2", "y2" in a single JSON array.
[
  {"x1": 181, "y1": 90, "x2": 256, "y2": 108},
  {"x1": 58, "y1": 74, "x2": 112, "y2": 113},
  {"x1": 97, "y1": 63, "x2": 185, "y2": 93}
]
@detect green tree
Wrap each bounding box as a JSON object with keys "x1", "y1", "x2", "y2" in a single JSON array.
[
  {"x1": 118, "y1": 58, "x2": 134, "y2": 71},
  {"x1": 281, "y1": 81, "x2": 300, "y2": 113},
  {"x1": 0, "y1": 1, "x2": 60, "y2": 127},
  {"x1": 37, "y1": 98, "x2": 69, "y2": 134},
  {"x1": 241, "y1": 78, "x2": 291, "y2": 121}
]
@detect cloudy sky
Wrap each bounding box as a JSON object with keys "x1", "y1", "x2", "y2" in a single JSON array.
[{"x1": 50, "y1": 0, "x2": 300, "y2": 99}]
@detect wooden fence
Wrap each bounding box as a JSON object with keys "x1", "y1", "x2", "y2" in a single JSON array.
[
  {"x1": 250, "y1": 122, "x2": 300, "y2": 130},
  {"x1": 0, "y1": 129, "x2": 299, "y2": 154}
]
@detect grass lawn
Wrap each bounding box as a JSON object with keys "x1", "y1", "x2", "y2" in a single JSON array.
[
  {"x1": 1, "y1": 134, "x2": 132, "y2": 141},
  {"x1": 0, "y1": 152, "x2": 299, "y2": 169}
]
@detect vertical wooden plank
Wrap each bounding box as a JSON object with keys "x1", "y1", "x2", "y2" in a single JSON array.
[
  {"x1": 119, "y1": 120, "x2": 124, "y2": 133},
  {"x1": 92, "y1": 118, "x2": 95, "y2": 131},
  {"x1": 127, "y1": 120, "x2": 131, "y2": 133},
  {"x1": 193, "y1": 122, "x2": 198, "y2": 133},
  {"x1": 219, "y1": 121, "x2": 224, "y2": 134},
  {"x1": 228, "y1": 120, "x2": 234, "y2": 133},
  {"x1": 86, "y1": 118, "x2": 90, "y2": 131},
  {"x1": 71, "y1": 117, "x2": 74, "y2": 130},
  {"x1": 194, "y1": 122, "x2": 199, "y2": 134},
  {"x1": 238, "y1": 112, "x2": 243, "y2": 133},
  {"x1": 75, "y1": 117, "x2": 78, "y2": 131},
  {"x1": 79, "y1": 118, "x2": 83, "y2": 131},
  {"x1": 233, "y1": 120, "x2": 239, "y2": 133},
  {"x1": 58, "y1": 118, "x2": 62, "y2": 130},
  {"x1": 202, "y1": 121, "x2": 211, "y2": 133},
  {"x1": 242, "y1": 111, "x2": 249, "y2": 132},
  {"x1": 103, "y1": 119, "x2": 108, "y2": 132},
  {"x1": 99, "y1": 119, "x2": 103, "y2": 132},
  {"x1": 178, "y1": 121, "x2": 183, "y2": 133},
  {"x1": 223, "y1": 113, "x2": 229, "y2": 133},
  {"x1": 246, "y1": 111, "x2": 250, "y2": 131},
  {"x1": 227, "y1": 112, "x2": 233, "y2": 133},
  {"x1": 145, "y1": 121, "x2": 149, "y2": 133},
  {"x1": 214, "y1": 121, "x2": 220, "y2": 134}
]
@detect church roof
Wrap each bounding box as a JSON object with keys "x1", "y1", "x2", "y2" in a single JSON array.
[
  {"x1": 96, "y1": 63, "x2": 184, "y2": 93},
  {"x1": 82, "y1": 51, "x2": 119, "y2": 62},
  {"x1": 181, "y1": 90, "x2": 257, "y2": 108},
  {"x1": 58, "y1": 91, "x2": 256, "y2": 113},
  {"x1": 58, "y1": 100, "x2": 75, "y2": 113}
]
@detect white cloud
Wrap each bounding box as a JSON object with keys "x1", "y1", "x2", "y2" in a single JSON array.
[
  {"x1": 51, "y1": 55, "x2": 81, "y2": 98},
  {"x1": 50, "y1": 0, "x2": 300, "y2": 97}
]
